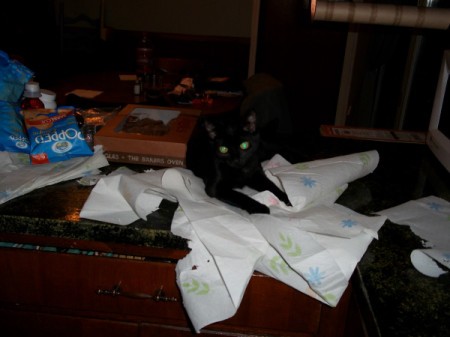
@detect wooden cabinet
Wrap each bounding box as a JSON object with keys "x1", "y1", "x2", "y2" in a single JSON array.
[{"x1": 0, "y1": 237, "x2": 358, "y2": 337}]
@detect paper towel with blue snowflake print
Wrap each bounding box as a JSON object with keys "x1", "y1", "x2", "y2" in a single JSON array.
[
  {"x1": 169, "y1": 150, "x2": 385, "y2": 331},
  {"x1": 80, "y1": 150, "x2": 386, "y2": 332}
]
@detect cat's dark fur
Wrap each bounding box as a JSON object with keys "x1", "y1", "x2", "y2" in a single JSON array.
[{"x1": 186, "y1": 110, "x2": 291, "y2": 214}]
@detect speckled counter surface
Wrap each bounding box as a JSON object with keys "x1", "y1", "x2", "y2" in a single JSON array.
[
  {"x1": 356, "y1": 221, "x2": 450, "y2": 337},
  {"x1": 0, "y1": 138, "x2": 449, "y2": 337},
  {"x1": 331, "y1": 139, "x2": 450, "y2": 337},
  {"x1": 0, "y1": 174, "x2": 187, "y2": 251}
]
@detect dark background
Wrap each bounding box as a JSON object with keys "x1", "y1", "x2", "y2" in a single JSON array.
[{"x1": 1, "y1": 0, "x2": 449, "y2": 147}]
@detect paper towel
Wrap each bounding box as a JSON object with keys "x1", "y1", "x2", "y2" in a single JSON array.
[
  {"x1": 410, "y1": 249, "x2": 450, "y2": 277},
  {"x1": 268, "y1": 150, "x2": 379, "y2": 211},
  {"x1": 377, "y1": 195, "x2": 450, "y2": 277},
  {"x1": 80, "y1": 150, "x2": 384, "y2": 331},
  {"x1": 0, "y1": 146, "x2": 109, "y2": 205}
]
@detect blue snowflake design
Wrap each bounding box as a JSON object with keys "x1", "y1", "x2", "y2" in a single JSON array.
[
  {"x1": 0, "y1": 190, "x2": 12, "y2": 200},
  {"x1": 443, "y1": 252, "x2": 450, "y2": 263},
  {"x1": 305, "y1": 267, "x2": 325, "y2": 287},
  {"x1": 341, "y1": 219, "x2": 357, "y2": 228},
  {"x1": 427, "y1": 202, "x2": 443, "y2": 211},
  {"x1": 301, "y1": 176, "x2": 317, "y2": 188}
]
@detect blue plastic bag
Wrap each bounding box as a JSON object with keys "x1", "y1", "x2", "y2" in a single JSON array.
[
  {"x1": 0, "y1": 50, "x2": 34, "y2": 154},
  {"x1": 0, "y1": 101, "x2": 30, "y2": 153},
  {"x1": 0, "y1": 50, "x2": 33, "y2": 103}
]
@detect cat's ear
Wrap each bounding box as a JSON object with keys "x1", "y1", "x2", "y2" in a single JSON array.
[
  {"x1": 243, "y1": 111, "x2": 257, "y2": 133},
  {"x1": 204, "y1": 120, "x2": 217, "y2": 139}
]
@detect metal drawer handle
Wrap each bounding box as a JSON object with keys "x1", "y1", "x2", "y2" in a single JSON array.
[{"x1": 97, "y1": 282, "x2": 178, "y2": 302}]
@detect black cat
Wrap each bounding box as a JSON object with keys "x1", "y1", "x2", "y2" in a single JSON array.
[{"x1": 186, "y1": 110, "x2": 292, "y2": 214}]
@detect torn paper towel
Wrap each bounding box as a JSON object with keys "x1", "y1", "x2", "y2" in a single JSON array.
[
  {"x1": 377, "y1": 195, "x2": 450, "y2": 277},
  {"x1": 268, "y1": 151, "x2": 379, "y2": 211},
  {"x1": 0, "y1": 145, "x2": 109, "y2": 205},
  {"x1": 80, "y1": 150, "x2": 385, "y2": 331},
  {"x1": 251, "y1": 203, "x2": 382, "y2": 307},
  {"x1": 80, "y1": 168, "x2": 175, "y2": 225},
  {"x1": 410, "y1": 249, "x2": 450, "y2": 277}
]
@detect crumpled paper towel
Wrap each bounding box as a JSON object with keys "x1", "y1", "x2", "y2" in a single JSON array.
[
  {"x1": 80, "y1": 168, "x2": 174, "y2": 225},
  {"x1": 80, "y1": 150, "x2": 386, "y2": 331},
  {"x1": 377, "y1": 195, "x2": 450, "y2": 277},
  {"x1": 0, "y1": 146, "x2": 109, "y2": 205}
]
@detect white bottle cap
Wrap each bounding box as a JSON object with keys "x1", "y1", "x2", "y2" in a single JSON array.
[
  {"x1": 40, "y1": 89, "x2": 56, "y2": 101},
  {"x1": 39, "y1": 89, "x2": 57, "y2": 109},
  {"x1": 24, "y1": 81, "x2": 41, "y2": 98}
]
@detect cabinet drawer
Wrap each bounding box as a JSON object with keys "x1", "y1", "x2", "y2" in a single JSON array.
[
  {"x1": 213, "y1": 274, "x2": 322, "y2": 336},
  {"x1": 0, "y1": 247, "x2": 351, "y2": 336},
  {"x1": 0, "y1": 248, "x2": 187, "y2": 326}
]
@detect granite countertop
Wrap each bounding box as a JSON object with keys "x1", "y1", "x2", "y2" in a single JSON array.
[
  {"x1": 0, "y1": 170, "x2": 187, "y2": 251},
  {"x1": 331, "y1": 139, "x2": 450, "y2": 337},
  {"x1": 0, "y1": 137, "x2": 449, "y2": 337},
  {"x1": 357, "y1": 221, "x2": 450, "y2": 337}
]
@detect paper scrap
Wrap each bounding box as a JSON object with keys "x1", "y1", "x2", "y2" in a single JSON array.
[
  {"x1": 377, "y1": 195, "x2": 450, "y2": 277},
  {"x1": 410, "y1": 249, "x2": 449, "y2": 277},
  {"x1": 377, "y1": 195, "x2": 450, "y2": 249},
  {"x1": 0, "y1": 146, "x2": 109, "y2": 205}
]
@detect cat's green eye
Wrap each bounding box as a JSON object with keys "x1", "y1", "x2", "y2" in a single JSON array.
[
  {"x1": 218, "y1": 146, "x2": 229, "y2": 154},
  {"x1": 240, "y1": 141, "x2": 250, "y2": 150}
]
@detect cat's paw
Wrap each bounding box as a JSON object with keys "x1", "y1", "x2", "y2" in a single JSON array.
[
  {"x1": 279, "y1": 193, "x2": 292, "y2": 207},
  {"x1": 284, "y1": 199, "x2": 293, "y2": 207},
  {"x1": 247, "y1": 202, "x2": 270, "y2": 214}
]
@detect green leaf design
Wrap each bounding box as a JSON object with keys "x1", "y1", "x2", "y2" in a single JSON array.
[
  {"x1": 279, "y1": 260, "x2": 290, "y2": 275},
  {"x1": 280, "y1": 234, "x2": 292, "y2": 250},
  {"x1": 323, "y1": 293, "x2": 337, "y2": 304},
  {"x1": 336, "y1": 186, "x2": 345, "y2": 196},
  {"x1": 359, "y1": 153, "x2": 370, "y2": 167},
  {"x1": 287, "y1": 244, "x2": 302, "y2": 257},
  {"x1": 279, "y1": 232, "x2": 302, "y2": 257},
  {"x1": 182, "y1": 278, "x2": 210, "y2": 295},
  {"x1": 294, "y1": 163, "x2": 310, "y2": 171},
  {"x1": 269, "y1": 255, "x2": 290, "y2": 275},
  {"x1": 190, "y1": 279, "x2": 200, "y2": 292},
  {"x1": 197, "y1": 282, "x2": 210, "y2": 295},
  {"x1": 270, "y1": 255, "x2": 281, "y2": 272}
]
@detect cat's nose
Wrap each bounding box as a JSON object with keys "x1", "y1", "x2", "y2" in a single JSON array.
[
  {"x1": 237, "y1": 158, "x2": 247, "y2": 167},
  {"x1": 228, "y1": 158, "x2": 243, "y2": 168}
]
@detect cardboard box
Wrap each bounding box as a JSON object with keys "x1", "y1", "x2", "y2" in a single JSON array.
[{"x1": 94, "y1": 104, "x2": 200, "y2": 167}]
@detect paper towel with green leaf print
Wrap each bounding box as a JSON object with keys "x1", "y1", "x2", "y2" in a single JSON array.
[
  {"x1": 80, "y1": 150, "x2": 385, "y2": 332},
  {"x1": 267, "y1": 150, "x2": 379, "y2": 211},
  {"x1": 252, "y1": 203, "x2": 384, "y2": 306}
]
